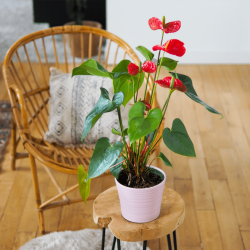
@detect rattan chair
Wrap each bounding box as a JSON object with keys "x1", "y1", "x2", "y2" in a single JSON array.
[{"x1": 2, "y1": 25, "x2": 163, "y2": 233}]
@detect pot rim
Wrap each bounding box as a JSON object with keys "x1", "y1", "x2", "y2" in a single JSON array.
[{"x1": 115, "y1": 165, "x2": 166, "y2": 191}]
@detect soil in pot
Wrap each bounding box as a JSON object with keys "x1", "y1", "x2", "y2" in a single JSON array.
[
  {"x1": 64, "y1": 21, "x2": 102, "y2": 58},
  {"x1": 117, "y1": 167, "x2": 163, "y2": 188}
]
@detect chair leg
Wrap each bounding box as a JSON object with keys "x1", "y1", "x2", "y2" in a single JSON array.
[
  {"x1": 11, "y1": 118, "x2": 17, "y2": 171},
  {"x1": 29, "y1": 154, "x2": 45, "y2": 233}
]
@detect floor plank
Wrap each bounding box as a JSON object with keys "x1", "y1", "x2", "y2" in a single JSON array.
[
  {"x1": 175, "y1": 180, "x2": 201, "y2": 248},
  {"x1": 197, "y1": 210, "x2": 223, "y2": 250},
  {"x1": 0, "y1": 170, "x2": 32, "y2": 250},
  {"x1": 200, "y1": 131, "x2": 226, "y2": 179},
  {"x1": 241, "y1": 231, "x2": 250, "y2": 250},
  {"x1": 189, "y1": 158, "x2": 214, "y2": 210},
  {"x1": 11, "y1": 232, "x2": 36, "y2": 250},
  {"x1": 210, "y1": 180, "x2": 244, "y2": 250},
  {"x1": 220, "y1": 149, "x2": 250, "y2": 231}
]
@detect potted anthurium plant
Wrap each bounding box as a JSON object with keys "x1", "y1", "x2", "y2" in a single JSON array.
[{"x1": 72, "y1": 17, "x2": 222, "y2": 223}]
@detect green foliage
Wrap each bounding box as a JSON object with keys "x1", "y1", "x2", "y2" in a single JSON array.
[
  {"x1": 78, "y1": 165, "x2": 91, "y2": 203},
  {"x1": 81, "y1": 88, "x2": 124, "y2": 141},
  {"x1": 112, "y1": 59, "x2": 131, "y2": 74},
  {"x1": 87, "y1": 138, "x2": 124, "y2": 180},
  {"x1": 72, "y1": 59, "x2": 114, "y2": 79},
  {"x1": 145, "y1": 130, "x2": 156, "y2": 146},
  {"x1": 159, "y1": 57, "x2": 178, "y2": 71},
  {"x1": 157, "y1": 152, "x2": 172, "y2": 167},
  {"x1": 111, "y1": 127, "x2": 128, "y2": 136},
  {"x1": 112, "y1": 60, "x2": 145, "y2": 106},
  {"x1": 169, "y1": 72, "x2": 223, "y2": 117},
  {"x1": 112, "y1": 127, "x2": 121, "y2": 136},
  {"x1": 110, "y1": 157, "x2": 124, "y2": 179},
  {"x1": 128, "y1": 102, "x2": 162, "y2": 144},
  {"x1": 136, "y1": 46, "x2": 154, "y2": 61},
  {"x1": 163, "y1": 118, "x2": 196, "y2": 157}
]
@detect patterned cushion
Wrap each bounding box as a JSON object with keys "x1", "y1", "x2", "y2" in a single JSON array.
[{"x1": 44, "y1": 68, "x2": 130, "y2": 148}]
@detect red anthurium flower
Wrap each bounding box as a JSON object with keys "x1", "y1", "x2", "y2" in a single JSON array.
[
  {"x1": 149, "y1": 17, "x2": 181, "y2": 34},
  {"x1": 148, "y1": 17, "x2": 163, "y2": 30},
  {"x1": 128, "y1": 63, "x2": 139, "y2": 76},
  {"x1": 141, "y1": 61, "x2": 157, "y2": 73},
  {"x1": 128, "y1": 61, "x2": 156, "y2": 76},
  {"x1": 141, "y1": 100, "x2": 152, "y2": 111},
  {"x1": 152, "y1": 39, "x2": 186, "y2": 57},
  {"x1": 155, "y1": 77, "x2": 187, "y2": 92},
  {"x1": 163, "y1": 21, "x2": 181, "y2": 33}
]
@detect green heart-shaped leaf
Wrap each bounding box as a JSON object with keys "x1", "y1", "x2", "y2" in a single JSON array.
[
  {"x1": 78, "y1": 165, "x2": 91, "y2": 203},
  {"x1": 157, "y1": 152, "x2": 172, "y2": 168},
  {"x1": 169, "y1": 72, "x2": 223, "y2": 117},
  {"x1": 163, "y1": 118, "x2": 196, "y2": 157},
  {"x1": 114, "y1": 74, "x2": 145, "y2": 107},
  {"x1": 159, "y1": 57, "x2": 178, "y2": 71},
  {"x1": 81, "y1": 88, "x2": 124, "y2": 141},
  {"x1": 128, "y1": 102, "x2": 162, "y2": 144},
  {"x1": 112, "y1": 59, "x2": 131, "y2": 73},
  {"x1": 110, "y1": 157, "x2": 124, "y2": 179},
  {"x1": 72, "y1": 59, "x2": 114, "y2": 79},
  {"x1": 87, "y1": 138, "x2": 124, "y2": 180},
  {"x1": 136, "y1": 46, "x2": 154, "y2": 61},
  {"x1": 112, "y1": 60, "x2": 145, "y2": 107}
]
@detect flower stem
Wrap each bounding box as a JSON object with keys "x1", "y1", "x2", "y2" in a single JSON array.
[
  {"x1": 133, "y1": 78, "x2": 136, "y2": 103},
  {"x1": 142, "y1": 89, "x2": 174, "y2": 165},
  {"x1": 150, "y1": 51, "x2": 165, "y2": 106},
  {"x1": 137, "y1": 139, "x2": 141, "y2": 174},
  {"x1": 117, "y1": 107, "x2": 129, "y2": 167},
  {"x1": 135, "y1": 73, "x2": 141, "y2": 102},
  {"x1": 162, "y1": 89, "x2": 175, "y2": 116},
  {"x1": 143, "y1": 73, "x2": 150, "y2": 100},
  {"x1": 149, "y1": 30, "x2": 164, "y2": 105}
]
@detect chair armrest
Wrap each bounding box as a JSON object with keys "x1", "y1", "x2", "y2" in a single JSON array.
[{"x1": 9, "y1": 84, "x2": 30, "y2": 134}]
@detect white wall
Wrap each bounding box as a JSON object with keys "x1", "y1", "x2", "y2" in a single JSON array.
[{"x1": 107, "y1": 0, "x2": 250, "y2": 64}]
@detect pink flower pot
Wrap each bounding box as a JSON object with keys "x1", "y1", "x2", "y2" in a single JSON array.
[{"x1": 115, "y1": 166, "x2": 166, "y2": 223}]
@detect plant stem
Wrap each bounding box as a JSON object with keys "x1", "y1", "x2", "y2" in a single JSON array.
[
  {"x1": 150, "y1": 51, "x2": 165, "y2": 106},
  {"x1": 149, "y1": 30, "x2": 164, "y2": 105},
  {"x1": 137, "y1": 139, "x2": 141, "y2": 174},
  {"x1": 121, "y1": 152, "x2": 133, "y2": 169},
  {"x1": 133, "y1": 78, "x2": 136, "y2": 103},
  {"x1": 135, "y1": 73, "x2": 141, "y2": 102},
  {"x1": 143, "y1": 73, "x2": 150, "y2": 100},
  {"x1": 117, "y1": 107, "x2": 129, "y2": 167},
  {"x1": 162, "y1": 89, "x2": 174, "y2": 117},
  {"x1": 142, "y1": 89, "x2": 174, "y2": 166},
  {"x1": 150, "y1": 136, "x2": 163, "y2": 151}
]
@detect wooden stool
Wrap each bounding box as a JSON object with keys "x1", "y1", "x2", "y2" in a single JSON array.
[{"x1": 93, "y1": 186, "x2": 185, "y2": 250}]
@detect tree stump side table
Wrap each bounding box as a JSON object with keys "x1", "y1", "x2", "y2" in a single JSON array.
[{"x1": 93, "y1": 186, "x2": 185, "y2": 250}]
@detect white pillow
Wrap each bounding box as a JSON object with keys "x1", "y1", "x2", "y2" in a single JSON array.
[{"x1": 44, "y1": 68, "x2": 130, "y2": 148}]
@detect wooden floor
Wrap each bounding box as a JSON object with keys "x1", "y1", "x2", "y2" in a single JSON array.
[{"x1": 1, "y1": 64, "x2": 250, "y2": 250}]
